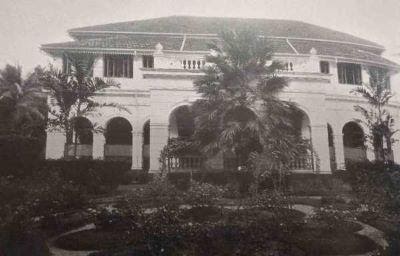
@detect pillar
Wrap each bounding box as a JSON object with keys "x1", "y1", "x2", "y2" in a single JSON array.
[
  {"x1": 131, "y1": 130, "x2": 143, "y2": 170},
  {"x1": 311, "y1": 124, "x2": 331, "y2": 174},
  {"x1": 92, "y1": 133, "x2": 105, "y2": 160},
  {"x1": 333, "y1": 132, "x2": 345, "y2": 170},
  {"x1": 45, "y1": 130, "x2": 66, "y2": 159},
  {"x1": 149, "y1": 123, "x2": 169, "y2": 173},
  {"x1": 393, "y1": 137, "x2": 400, "y2": 164}
]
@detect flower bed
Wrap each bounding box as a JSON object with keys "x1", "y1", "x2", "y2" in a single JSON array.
[{"x1": 52, "y1": 205, "x2": 374, "y2": 255}]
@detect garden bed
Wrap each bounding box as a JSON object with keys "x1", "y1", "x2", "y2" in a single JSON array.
[
  {"x1": 294, "y1": 228, "x2": 377, "y2": 255},
  {"x1": 52, "y1": 205, "x2": 375, "y2": 255}
]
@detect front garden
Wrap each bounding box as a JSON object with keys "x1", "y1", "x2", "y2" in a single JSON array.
[{"x1": 44, "y1": 171, "x2": 393, "y2": 256}]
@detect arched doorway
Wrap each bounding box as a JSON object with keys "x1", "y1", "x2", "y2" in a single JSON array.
[
  {"x1": 290, "y1": 109, "x2": 314, "y2": 171},
  {"x1": 327, "y1": 124, "x2": 337, "y2": 172},
  {"x1": 65, "y1": 116, "x2": 93, "y2": 159},
  {"x1": 104, "y1": 117, "x2": 132, "y2": 161},
  {"x1": 142, "y1": 120, "x2": 150, "y2": 171},
  {"x1": 169, "y1": 105, "x2": 195, "y2": 138},
  {"x1": 168, "y1": 105, "x2": 201, "y2": 171},
  {"x1": 342, "y1": 122, "x2": 366, "y2": 166}
]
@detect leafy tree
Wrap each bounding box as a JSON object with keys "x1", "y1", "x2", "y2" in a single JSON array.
[
  {"x1": 40, "y1": 53, "x2": 122, "y2": 158},
  {"x1": 353, "y1": 68, "x2": 397, "y2": 162},
  {"x1": 0, "y1": 65, "x2": 45, "y2": 136},
  {"x1": 191, "y1": 29, "x2": 307, "y2": 188}
]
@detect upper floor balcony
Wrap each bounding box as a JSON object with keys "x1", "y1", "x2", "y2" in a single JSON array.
[{"x1": 58, "y1": 45, "x2": 397, "y2": 98}]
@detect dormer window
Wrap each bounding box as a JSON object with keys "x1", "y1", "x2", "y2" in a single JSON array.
[
  {"x1": 320, "y1": 61, "x2": 330, "y2": 74},
  {"x1": 103, "y1": 55, "x2": 133, "y2": 78},
  {"x1": 337, "y1": 63, "x2": 362, "y2": 85},
  {"x1": 142, "y1": 55, "x2": 154, "y2": 68}
]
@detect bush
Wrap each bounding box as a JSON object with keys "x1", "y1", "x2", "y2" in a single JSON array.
[
  {"x1": 0, "y1": 230, "x2": 50, "y2": 256},
  {"x1": 38, "y1": 160, "x2": 131, "y2": 193},
  {"x1": 92, "y1": 199, "x2": 144, "y2": 232},
  {"x1": 345, "y1": 161, "x2": 400, "y2": 213},
  {"x1": 167, "y1": 170, "x2": 253, "y2": 194},
  {"x1": 184, "y1": 181, "x2": 225, "y2": 207},
  {"x1": 286, "y1": 173, "x2": 352, "y2": 196},
  {"x1": 0, "y1": 135, "x2": 42, "y2": 175},
  {"x1": 0, "y1": 172, "x2": 87, "y2": 255}
]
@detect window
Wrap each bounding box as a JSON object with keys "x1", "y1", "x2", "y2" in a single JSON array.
[
  {"x1": 320, "y1": 61, "x2": 330, "y2": 74},
  {"x1": 142, "y1": 55, "x2": 154, "y2": 68},
  {"x1": 103, "y1": 55, "x2": 133, "y2": 78},
  {"x1": 337, "y1": 63, "x2": 362, "y2": 85}
]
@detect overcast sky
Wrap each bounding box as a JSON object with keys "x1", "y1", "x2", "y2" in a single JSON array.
[{"x1": 1, "y1": 0, "x2": 400, "y2": 74}]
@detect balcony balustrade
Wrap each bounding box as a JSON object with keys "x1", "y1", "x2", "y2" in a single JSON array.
[
  {"x1": 166, "y1": 155, "x2": 204, "y2": 172},
  {"x1": 104, "y1": 144, "x2": 132, "y2": 161},
  {"x1": 64, "y1": 144, "x2": 93, "y2": 159}
]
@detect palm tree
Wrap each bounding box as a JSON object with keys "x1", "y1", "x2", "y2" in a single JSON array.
[
  {"x1": 353, "y1": 68, "x2": 397, "y2": 162},
  {"x1": 41, "y1": 53, "x2": 122, "y2": 158},
  {"x1": 192, "y1": 29, "x2": 306, "y2": 177},
  {"x1": 0, "y1": 65, "x2": 45, "y2": 136}
]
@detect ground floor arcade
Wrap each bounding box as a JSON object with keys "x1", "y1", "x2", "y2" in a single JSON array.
[{"x1": 46, "y1": 93, "x2": 397, "y2": 173}]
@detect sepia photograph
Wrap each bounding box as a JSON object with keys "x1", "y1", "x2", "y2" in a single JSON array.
[{"x1": 0, "y1": 0, "x2": 399, "y2": 255}]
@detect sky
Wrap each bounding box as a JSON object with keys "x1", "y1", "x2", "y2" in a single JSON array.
[{"x1": 1, "y1": 0, "x2": 400, "y2": 75}]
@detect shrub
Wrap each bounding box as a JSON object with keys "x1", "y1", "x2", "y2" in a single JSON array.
[
  {"x1": 90, "y1": 198, "x2": 144, "y2": 232},
  {"x1": 345, "y1": 161, "x2": 400, "y2": 213},
  {"x1": 286, "y1": 173, "x2": 352, "y2": 196},
  {"x1": 311, "y1": 205, "x2": 360, "y2": 233},
  {"x1": 167, "y1": 170, "x2": 254, "y2": 194},
  {"x1": 0, "y1": 135, "x2": 42, "y2": 175},
  {"x1": 184, "y1": 181, "x2": 225, "y2": 207},
  {"x1": 131, "y1": 175, "x2": 184, "y2": 208}
]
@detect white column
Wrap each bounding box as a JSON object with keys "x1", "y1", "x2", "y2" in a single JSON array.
[
  {"x1": 45, "y1": 130, "x2": 66, "y2": 159},
  {"x1": 149, "y1": 123, "x2": 169, "y2": 173},
  {"x1": 131, "y1": 130, "x2": 143, "y2": 170},
  {"x1": 334, "y1": 133, "x2": 345, "y2": 170},
  {"x1": 393, "y1": 139, "x2": 400, "y2": 164},
  {"x1": 366, "y1": 140, "x2": 375, "y2": 161},
  {"x1": 92, "y1": 133, "x2": 105, "y2": 160},
  {"x1": 311, "y1": 124, "x2": 331, "y2": 174}
]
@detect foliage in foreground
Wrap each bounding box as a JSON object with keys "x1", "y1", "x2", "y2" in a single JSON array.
[
  {"x1": 189, "y1": 29, "x2": 308, "y2": 174},
  {"x1": 352, "y1": 68, "x2": 397, "y2": 162},
  {"x1": 345, "y1": 161, "x2": 400, "y2": 254}
]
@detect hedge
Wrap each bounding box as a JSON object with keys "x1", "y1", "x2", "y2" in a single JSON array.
[{"x1": 1, "y1": 159, "x2": 131, "y2": 194}]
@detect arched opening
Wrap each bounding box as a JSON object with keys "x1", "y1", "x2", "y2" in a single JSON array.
[
  {"x1": 167, "y1": 105, "x2": 202, "y2": 171},
  {"x1": 290, "y1": 109, "x2": 314, "y2": 171},
  {"x1": 142, "y1": 120, "x2": 150, "y2": 171},
  {"x1": 65, "y1": 117, "x2": 93, "y2": 159},
  {"x1": 104, "y1": 117, "x2": 132, "y2": 161},
  {"x1": 342, "y1": 122, "x2": 366, "y2": 166},
  {"x1": 327, "y1": 124, "x2": 337, "y2": 171},
  {"x1": 169, "y1": 105, "x2": 195, "y2": 138}
]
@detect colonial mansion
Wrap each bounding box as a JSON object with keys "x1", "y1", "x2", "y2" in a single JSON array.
[{"x1": 41, "y1": 16, "x2": 400, "y2": 173}]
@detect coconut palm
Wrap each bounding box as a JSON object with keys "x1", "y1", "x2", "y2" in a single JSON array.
[
  {"x1": 353, "y1": 68, "x2": 397, "y2": 162},
  {"x1": 0, "y1": 65, "x2": 45, "y2": 136},
  {"x1": 192, "y1": 29, "x2": 306, "y2": 174},
  {"x1": 41, "y1": 53, "x2": 123, "y2": 158}
]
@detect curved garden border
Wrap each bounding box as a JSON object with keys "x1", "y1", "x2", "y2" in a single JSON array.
[{"x1": 48, "y1": 203, "x2": 387, "y2": 256}]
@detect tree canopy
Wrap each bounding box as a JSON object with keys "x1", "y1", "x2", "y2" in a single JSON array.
[{"x1": 190, "y1": 29, "x2": 308, "y2": 174}]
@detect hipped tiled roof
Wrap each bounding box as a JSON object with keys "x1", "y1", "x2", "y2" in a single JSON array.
[
  {"x1": 68, "y1": 16, "x2": 382, "y2": 49},
  {"x1": 41, "y1": 16, "x2": 399, "y2": 68}
]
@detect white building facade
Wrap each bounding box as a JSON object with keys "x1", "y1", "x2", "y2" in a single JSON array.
[{"x1": 41, "y1": 16, "x2": 400, "y2": 174}]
